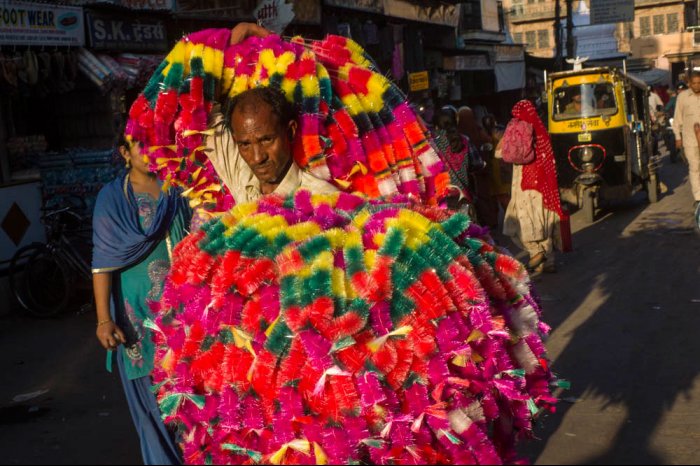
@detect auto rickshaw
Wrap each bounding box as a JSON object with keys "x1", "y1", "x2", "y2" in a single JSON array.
[{"x1": 546, "y1": 67, "x2": 660, "y2": 223}]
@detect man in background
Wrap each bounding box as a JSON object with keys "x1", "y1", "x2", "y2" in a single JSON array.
[{"x1": 673, "y1": 71, "x2": 700, "y2": 210}]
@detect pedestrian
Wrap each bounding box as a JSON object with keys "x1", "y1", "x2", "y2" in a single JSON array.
[
  {"x1": 433, "y1": 106, "x2": 480, "y2": 212},
  {"x1": 483, "y1": 114, "x2": 512, "y2": 229},
  {"x1": 205, "y1": 86, "x2": 338, "y2": 205},
  {"x1": 91, "y1": 133, "x2": 191, "y2": 465},
  {"x1": 673, "y1": 71, "x2": 700, "y2": 210},
  {"x1": 502, "y1": 100, "x2": 571, "y2": 273},
  {"x1": 457, "y1": 106, "x2": 495, "y2": 227}
]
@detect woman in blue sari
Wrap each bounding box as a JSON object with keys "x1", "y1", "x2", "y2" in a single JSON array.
[{"x1": 92, "y1": 133, "x2": 191, "y2": 465}]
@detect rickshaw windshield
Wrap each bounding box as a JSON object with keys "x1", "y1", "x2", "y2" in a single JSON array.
[{"x1": 552, "y1": 83, "x2": 617, "y2": 121}]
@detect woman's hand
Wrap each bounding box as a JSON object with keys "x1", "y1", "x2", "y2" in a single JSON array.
[
  {"x1": 230, "y1": 22, "x2": 271, "y2": 45},
  {"x1": 96, "y1": 321, "x2": 126, "y2": 350}
]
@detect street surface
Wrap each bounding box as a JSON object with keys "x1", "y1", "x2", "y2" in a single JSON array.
[{"x1": 0, "y1": 153, "x2": 698, "y2": 465}]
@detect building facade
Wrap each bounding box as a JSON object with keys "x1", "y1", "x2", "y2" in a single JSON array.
[{"x1": 504, "y1": 0, "x2": 700, "y2": 77}]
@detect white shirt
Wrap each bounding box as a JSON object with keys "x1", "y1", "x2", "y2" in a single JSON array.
[
  {"x1": 648, "y1": 92, "x2": 664, "y2": 122},
  {"x1": 202, "y1": 107, "x2": 338, "y2": 204},
  {"x1": 673, "y1": 89, "x2": 700, "y2": 148}
]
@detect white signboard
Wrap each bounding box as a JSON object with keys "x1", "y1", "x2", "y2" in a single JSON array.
[
  {"x1": 590, "y1": 0, "x2": 634, "y2": 25},
  {"x1": 0, "y1": 1, "x2": 85, "y2": 46},
  {"x1": 254, "y1": 0, "x2": 295, "y2": 34}
]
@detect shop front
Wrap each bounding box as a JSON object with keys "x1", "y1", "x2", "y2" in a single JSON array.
[
  {"x1": 0, "y1": 0, "x2": 89, "y2": 267},
  {"x1": 0, "y1": 1, "x2": 175, "y2": 269}
]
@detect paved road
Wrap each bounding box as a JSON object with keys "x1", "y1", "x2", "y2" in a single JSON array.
[
  {"x1": 0, "y1": 155, "x2": 697, "y2": 465},
  {"x1": 519, "y1": 154, "x2": 700, "y2": 464}
]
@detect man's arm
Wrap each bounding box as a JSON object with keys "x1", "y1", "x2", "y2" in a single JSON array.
[{"x1": 230, "y1": 23, "x2": 270, "y2": 45}]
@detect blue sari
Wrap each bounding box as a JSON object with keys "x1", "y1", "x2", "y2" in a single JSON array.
[{"x1": 92, "y1": 173, "x2": 191, "y2": 465}]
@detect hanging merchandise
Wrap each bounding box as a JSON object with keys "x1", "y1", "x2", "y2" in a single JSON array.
[
  {"x1": 337, "y1": 22, "x2": 352, "y2": 38},
  {"x1": 6, "y1": 135, "x2": 47, "y2": 179},
  {"x1": 121, "y1": 28, "x2": 564, "y2": 465},
  {"x1": 150, "y1": 190, "x2": 562, "y2": 465},
  {"x1": 391, "y1": 25, "x2": 405, "y2": 81},
  {"x1": 39, "y1": 148, "x2": 119, "y2": 211},
  {"x1": 77, "y1": 47, "x2": 112, "y2": 91},
  {"x1": 362, "y1": 20, "x2": 379, "y2": 45},
  {"x1": 125, "y1": 30, "x2": 450, "y2": 212},
  {"x1": 77, "y1": 48, "x2": 163, "y2": 94}
]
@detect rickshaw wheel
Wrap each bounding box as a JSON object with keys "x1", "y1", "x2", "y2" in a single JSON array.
[
  {"x1": 581, "y1": 189, "x2": 596, "y2": 224},
  {"x1": 646, "y1": 174, "x2": 660, "y2": 204}
]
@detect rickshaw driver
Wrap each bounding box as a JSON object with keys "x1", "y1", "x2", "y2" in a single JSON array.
[{"x1": 564, "y1": 89, "x2": 594, "y2": 115}]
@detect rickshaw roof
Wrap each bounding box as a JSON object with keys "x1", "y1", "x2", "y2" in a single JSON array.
[{"x1": 549, "y1": 67, "x2": 649, "y2": 91}]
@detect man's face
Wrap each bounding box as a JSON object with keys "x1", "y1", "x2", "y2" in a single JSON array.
[
  {"x1": 572, "y1": 94, "x2": 582, "y2": 109},
  {"x1": 690, "y1": 76, "x2": 700, "y2": 94},
  {"x1": 231, "y1": 102, "x2": 294, "y2": 186}
]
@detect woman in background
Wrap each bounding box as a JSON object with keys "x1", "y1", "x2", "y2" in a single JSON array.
[{"x1": 503, "y1": 100, "x2": 569, "y2": 273}]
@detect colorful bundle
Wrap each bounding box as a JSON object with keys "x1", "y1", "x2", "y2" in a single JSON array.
[
  {"x1": 149, "y1": 190, "x2": 561, "y2": 465},
  {"x1": 125, "y1": 29, "x2": 449, "y2": 212}
]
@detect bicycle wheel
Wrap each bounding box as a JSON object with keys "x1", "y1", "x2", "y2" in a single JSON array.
[
  {"x1": 9, "y1": 243, "x2": 45, "y2": 313},
  {"x1": 20, "y1": 246, "x2": 73, "y2": 318}
]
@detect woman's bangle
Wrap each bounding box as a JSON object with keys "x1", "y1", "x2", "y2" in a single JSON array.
[{"x1": 97, "y1": 319, "x2": 112, "y2": 327}]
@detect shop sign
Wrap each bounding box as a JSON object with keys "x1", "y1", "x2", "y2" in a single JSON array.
[
  {"x1": 590, "y1": 0, "x2": 634, "y2": 25},
  {"x1": 86, "y1": 11, "x2": 167, "y2": 52},
  {"x1": 443, "y1": 55, "x2": 492, "y2": 71},
  {"x1": 0, "y1": 1, "x2": 85, "y2": 47},
  {"x1": 323, "y1": 0, "x2": 382, "y2": 13},
  {"x1": 254, "y1": 0, "x2": 294, "y2": 34},
  {"x1": 408, "y1": 71, "x2": 429, "y2": 92},
  {"x1": 495, "y1": 45, "x2": 524, "y2": 62}
]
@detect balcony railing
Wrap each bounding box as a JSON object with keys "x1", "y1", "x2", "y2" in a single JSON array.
[
  {"x1": 509, "y1": 3, "x2": 556, "y2": 23},
  {"x1": 635, "y1": 0, "x2": 685, "y2": 6}
]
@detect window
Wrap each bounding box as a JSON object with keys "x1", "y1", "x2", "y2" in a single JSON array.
[
  {"x1": 526, "y1": 30, "x2": 537, "y2": 48},
  {"x1": 538, "y1": 29, "x2": 550, "y2": 49},
  {"x1": 653, "y1": 14, "x2": 665, "y2": 35},
  {"x1": 553, "y1": 83, "x2": 618, "y2": 121},
  {"x1": 461, "y1": 0, "x2": 482, "y2": 30},
  {"x1": 667, "y1": 13, "x2": 679, "y2": 33},
  {"x1": 640, "y1": 16, "x2": 651, "y2": 36},
  {"x1": 513, "y1": 32, "x2": 523, "y2": 43}
]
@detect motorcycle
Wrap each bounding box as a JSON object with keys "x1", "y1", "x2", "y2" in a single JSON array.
[{"x1": 654, "y1": 106, "x2": 678, "y2": 163}]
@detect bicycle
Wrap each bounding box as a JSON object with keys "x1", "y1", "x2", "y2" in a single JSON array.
[{"x1": 9, "y1": 202, "x2": 93, "y2": 318}]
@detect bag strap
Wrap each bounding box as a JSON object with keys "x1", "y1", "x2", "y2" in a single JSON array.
[{"x1": 442, "y1": 144, "x2": 472, "y2": 194}]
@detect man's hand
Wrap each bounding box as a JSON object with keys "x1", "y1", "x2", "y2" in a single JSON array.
[
  {"x1": 230, "y1": 23, "x2": 271, "y2": 45},
  {"x1": 96, "y1": 321, "x2": 126, "y2": 350},
  {"x1": 676, "y1": 139, "x2": 683, "y2": 150}
]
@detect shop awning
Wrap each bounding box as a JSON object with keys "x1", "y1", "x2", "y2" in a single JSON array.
[
  {"x1": 495, "y1": 44, "x2": 525, "y2": 92},
  {"x1": 629, "y1": 68, "x2": 672, "y2": 86},
  {"x1": 495, "y1": 61, "x2": 525, "y2": 92}
]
